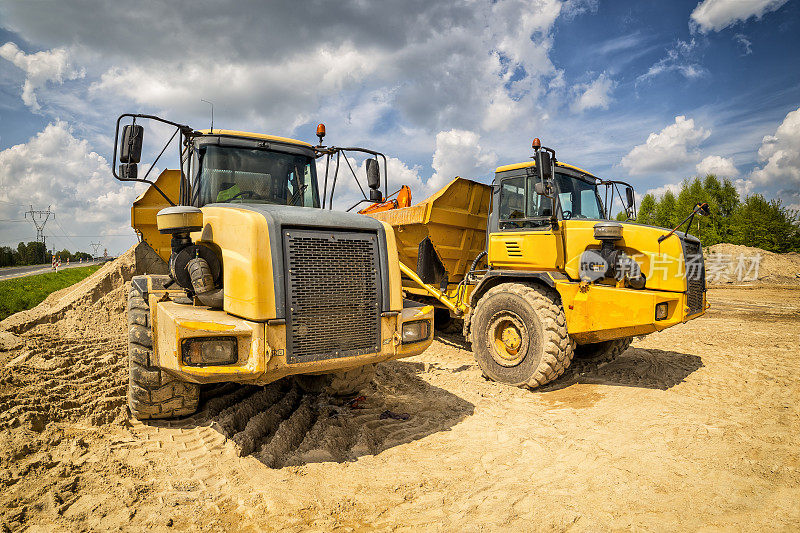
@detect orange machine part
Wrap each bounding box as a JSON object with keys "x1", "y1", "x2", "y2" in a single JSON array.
[{"x1": 359, "y1": 185, "x2": 412, "y2": 214}]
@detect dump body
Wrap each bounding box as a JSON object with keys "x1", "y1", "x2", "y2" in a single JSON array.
[{"x1": 367, "y1": 177, "x2": 492, "y2": 284}]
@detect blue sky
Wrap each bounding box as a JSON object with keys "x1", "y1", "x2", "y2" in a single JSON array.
[{"x1": 0, "y1": 0, "x2": 798, "y2": 254}]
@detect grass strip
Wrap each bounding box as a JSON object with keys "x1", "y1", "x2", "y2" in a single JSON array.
[{"x1": 0, "y1": 265, "x2": 102, "y2": 321}]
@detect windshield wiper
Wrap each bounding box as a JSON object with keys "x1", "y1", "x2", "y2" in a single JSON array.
[{"x1": 289, "y1": 184, "x2": 308, "y2": 206}]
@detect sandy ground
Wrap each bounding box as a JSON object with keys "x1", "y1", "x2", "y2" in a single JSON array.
[{"x1": 1, "y1": 254, "x2": 798, "y2": 531}]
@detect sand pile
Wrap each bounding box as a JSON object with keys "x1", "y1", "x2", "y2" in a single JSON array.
[
  {"x1": 705, "y1": 243, "x2": 800, "y2": 286},
  {"x1": 0, "y1": 243, "x2": 165, "y2": 431}
]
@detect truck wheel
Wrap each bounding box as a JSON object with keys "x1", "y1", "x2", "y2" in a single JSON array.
[
  {"x1": 434, "y1": 308, "x2": 463, "y2": 334},
  {"x1": 127, "y1": 278, "x2": 200, "y2": 420},
  {"x1": 470, "y1": 282, "x2": 574, "y2": 389},
  {"x1": 573, "y1": 337, "x2": 633, "y2": 364},
  {"x1": 294, "y1": 364, "x2": 377, "y2": 396}
]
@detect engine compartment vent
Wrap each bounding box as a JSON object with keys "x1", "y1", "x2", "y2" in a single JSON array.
[
  {"x1": 505, "y1": 241, "x2": 523, "y2": 257},
  {"x1": 283, "y1": 229, "x2": 382, "y2": 364}
]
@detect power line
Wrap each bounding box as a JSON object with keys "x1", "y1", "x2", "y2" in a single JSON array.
[{"x1": 54, "y1": 217, "x2": 80, "y2": 249}]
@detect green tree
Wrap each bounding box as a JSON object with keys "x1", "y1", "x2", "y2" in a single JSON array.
[
  {"x1": 729, "y1": 196, "x2": 800, "y2": 252},
  {"x1": 654, "y1": 190, "x2": 677, "y2": 229},
  {"x1": 637, "y1": 194, "x2": 657, "y2": 225},
  {"x1": 0, "y1": 246, "x2": 14, "y2": 267},
  {"x1": 16, "y1": 241, "x2": 47, "y2": 265}
]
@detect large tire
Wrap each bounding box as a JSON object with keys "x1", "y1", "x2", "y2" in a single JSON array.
[
  {"x1": 127, "y1": 277, "x2": 200, "y2": 420},
  {"x1": 573, "y1": 337, "x2": 633, "y2": 364},
  {"x1": 294, "y1": 364, "x2": 377, "y2": 396},
  {"x1": 470, "y1": 282, "x2": 574, "y2": 389}
]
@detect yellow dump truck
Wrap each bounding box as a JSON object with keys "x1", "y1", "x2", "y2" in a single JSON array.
[
  {"x1": 368, "y1": 139, "x2": 708, "y2": 388},
  {"x1": 114, "y1": 114, "x2": 434, "y2": 419}
]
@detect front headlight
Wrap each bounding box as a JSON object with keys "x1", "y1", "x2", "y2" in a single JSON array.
[
  {"x1": 182, "y1": 336, "x2": 238, "y2": 366},
  {"x1": 401, "y1": 320, "x2": 430, "y2": 344}
]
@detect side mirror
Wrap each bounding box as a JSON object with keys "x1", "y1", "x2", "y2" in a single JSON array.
[
  {"x1": 119, "y1": 163, "x2": 138, "y2": 180},
  {"x1": 625, "y1": 186, "x2": 635, "y2": 208},
  {"x1": 538, "y1": 151, "x2": 552, "y2": 181},
  {"x1": 369, "y1": 189, "x2": 382, "y2": 202},
  {"x1": 365, "y1": 158, "x2": 380, "y2": 190},
  {"x1": 696, "y1": 202, "x2": 710, "y2": 216},
  {"x1": 120, "y1": 124, "x2": 143, "y2": 164}
]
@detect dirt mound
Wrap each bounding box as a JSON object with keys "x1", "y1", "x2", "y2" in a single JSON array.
[
  {"x1": 705, "y1": 243, "x2": 800, "y2": 286},
  {"x1": 1, "y1": 249, "x2": 135, "y2": 337},
  {"x1": 0, "y1": 242, "x2": 166, "y2": 432}
]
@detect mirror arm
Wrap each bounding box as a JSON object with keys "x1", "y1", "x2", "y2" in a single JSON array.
[
  {"x1": 346, "y1": 199, "x2": 373, "y2": 212},
  {"x1": 379, "y1": 152, "x2": 388, "y2": 199},
  {"x1": 341, "y1": 150, "x2": 369, "y2": 200},
  {"x1": 140, "y1": 127, "x2": 179, "y2": 183},
  {"x1": 658, "y1": 204, "x2": 703, "y2": 243},
  {"x1": 328, "y1": 151, "x2": 341, "y2": 210},
  {"x1": 112, "y1": 113, "x2": 195, "y2": 206},
  {"x1": 321, "y1": 153, "x2": 331, "y2": 209}
]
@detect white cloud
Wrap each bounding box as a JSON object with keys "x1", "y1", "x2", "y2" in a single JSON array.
[
  {"x1": 733, "y1": 178, "x2": 754, "y2": 197},
  {"x1": 690, "y1": 0, "x2": 789, "y2": 33},
  {"x1": 696, "y1": 155, "x2": 738, "y2": 176},
  {"x1": 0, "y1": 42, "x2": 84, "y2": 111},
  {"x1": 571, "y1": 73, "x2": 614, "y2": 112},
  {"x1": 734, "y1": 34, "x2": 753, "y2": 55},
  {"x1": 645, "y1": 183, "x2": 681, "y2": 198},
  {"x1": 0, "y1": 121, "x2": 142, "y2": 252},
  {"x1": 637, "y1": 39, "x2": 705, "y2": 85},
  {"x1": 621, "y1": 116, "x2": 711, "y2": 175},
  {"x1": 747, "y1": 106, "x2": 800, "y2": 207},
  {"x1": 429, "y1": 130, "x2": 498, "y2": 191},
  {"x1": 73, "y1": 0, "x2": 565, "y2": 137}
]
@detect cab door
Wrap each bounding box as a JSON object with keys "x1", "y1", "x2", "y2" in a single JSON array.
[{"x1": 487, "y1": 169, "x2": 564, "y2": 271}]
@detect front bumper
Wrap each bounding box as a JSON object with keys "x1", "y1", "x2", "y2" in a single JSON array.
[
  {"x1": 557, "y1": 281, "x2": 707, "y2": 344},
  {"x1": 149, "y1": 294, "x2": 434, "y2": 385}
]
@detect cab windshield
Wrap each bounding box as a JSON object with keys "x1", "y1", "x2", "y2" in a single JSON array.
[
  {"x1": 555, "y1": 173, "x2": 604, "y2": 219},
  {"x1": 192, "y1": 145, "x2": 320, "y2": 208},
  {"x1": 498, "y1": 171, "x2": 605, "y2": 229}
]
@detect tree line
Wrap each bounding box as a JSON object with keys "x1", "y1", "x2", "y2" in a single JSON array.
[
  {"x1": 0, "y1": 242, "x2": 94, "y2": 267},
  {"x1": 617, "y1": 175, "x2": 800, "y2": 253}
]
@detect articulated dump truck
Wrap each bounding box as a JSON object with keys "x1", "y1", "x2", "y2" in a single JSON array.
[
  {"x1": 367, "y1": 139, "x2": 709, "y2": 389},
  {"x1": 115, "y1": 115, "x2": 434, "y2": 420}
]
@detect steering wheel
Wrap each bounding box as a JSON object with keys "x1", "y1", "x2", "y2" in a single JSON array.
[
  {"x1": 562, "y1": 210, "x2": 572, "y2": 219},
  {"x1": 227, "y1": 190, "x2": 264, "y2": 201}
]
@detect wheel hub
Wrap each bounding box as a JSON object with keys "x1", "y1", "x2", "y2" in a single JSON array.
[{"x1": 488, "y1": 312, "x2": 528, "y2": 367}]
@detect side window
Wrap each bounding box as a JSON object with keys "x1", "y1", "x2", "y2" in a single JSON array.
[
  {"x1": 499, "y1": 177, "x2": 526, "y2": 221},
  {"x1": 580, "y1": 189, "x2": 601, "y2": 218},
  {"x1": 559, "y1": 192, "x2": 572, "y2": 214}
]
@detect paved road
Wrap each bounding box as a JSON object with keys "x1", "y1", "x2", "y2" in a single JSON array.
[{"x1": 0, "y1": 261, "x2": 102, "y2": 281}]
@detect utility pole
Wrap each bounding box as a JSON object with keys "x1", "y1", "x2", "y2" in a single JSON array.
[
  {"x1": 90, "y1": 241, "x2": 102, "y2": 259},
  {"x1": 25, "y1": 205, "x2": 54, "y2": 261}
]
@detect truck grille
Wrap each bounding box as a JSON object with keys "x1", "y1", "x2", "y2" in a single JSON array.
[
  {"x1": 682, "y1": 238, "x2": 705, "y2": 315},
  {"x1": 283, "y1": 229, "x2": 381, "y2": 364}
]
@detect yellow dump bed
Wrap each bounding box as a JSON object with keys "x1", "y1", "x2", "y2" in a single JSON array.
[{"x1": 366, "y1": 178, "x2": 492, "y2": 283}]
